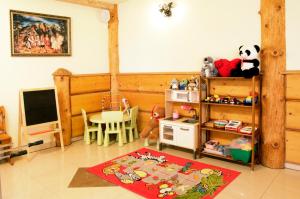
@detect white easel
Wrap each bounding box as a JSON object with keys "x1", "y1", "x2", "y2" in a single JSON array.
[{"x1": 18, "y1": 87, "x2": 64, "y2": 154}]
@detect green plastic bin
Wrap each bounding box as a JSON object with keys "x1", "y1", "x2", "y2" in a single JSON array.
[{"x1": 230, "y1": 148, "x2": 252, "y2": 164}]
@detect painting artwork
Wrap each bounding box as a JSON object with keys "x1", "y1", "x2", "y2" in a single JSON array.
[{"x1": 10, "y1": 10, "x2": 71, "y2": 56}]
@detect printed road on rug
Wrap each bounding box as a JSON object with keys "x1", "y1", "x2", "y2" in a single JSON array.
[{"x1": 87, "y1": 148, "x2": 240, "y2": 199}]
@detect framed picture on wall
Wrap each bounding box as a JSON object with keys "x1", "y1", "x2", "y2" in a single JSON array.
[{"x1": 10, "y1": 10, "x2": 71, "y2": 56}]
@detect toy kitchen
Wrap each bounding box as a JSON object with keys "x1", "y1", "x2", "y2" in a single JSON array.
[{"x1": 159, "y1": 88, "x2": 204, "y2": 159}]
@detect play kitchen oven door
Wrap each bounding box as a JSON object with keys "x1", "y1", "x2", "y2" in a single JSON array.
[{"x1": 160, "y1": 124, "x2": 175, "y2": 145}]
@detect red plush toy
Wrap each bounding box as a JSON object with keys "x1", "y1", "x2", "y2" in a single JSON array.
[{"x1": 214, "y1": 59, "x2": 241, "y2": 77}]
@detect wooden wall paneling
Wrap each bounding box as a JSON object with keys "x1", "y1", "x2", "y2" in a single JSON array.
[
  {"x1": 210, "y1": 80, "x2": 259, "y2": 97},
  {"x1": 286, "y1": 101, "x2": 300, "y2": 130},
  {"x1": 71, "y1": 115, "x2": 84, "y2": 138},
  {"x1": 118, "y1": 73, "x2": 199, "y2": 93},
  {"x1": 119, "y1": 91, "x2": 165, "y2": 112},
  {"x1": 71, "y1": 92, "x2": 109, "y2": 116},
  {"x1": 210, "y1": 106, "x2": 259, "y2": 124},
  {"x1": 286, "y1": 130, "x2": 300, "y2": 164},
  {"x1": 261, "y1": 0, "x2": 286, "y2": 168},
  {"x1": 70, "y1": 74, "x2": 111, "y2": 95},
  {"x1": 286, "y1": 74, "x2": 300, "y2": 100},
  {"x1": 53, "y1": 68, "x2": 72, "y2": 146}
]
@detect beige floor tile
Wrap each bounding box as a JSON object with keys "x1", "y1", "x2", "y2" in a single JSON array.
[
  {"x1": 1, "y1": 140, "x2": 299, "y2": 199},
  {"x1": 261, "y1": 169, "x2": 300, "y2": 199}
]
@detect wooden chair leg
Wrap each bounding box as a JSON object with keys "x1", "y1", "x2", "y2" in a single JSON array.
[
  {"x1": 97, "y1": 125, "x2": 103, "y2": 146},
  {"x1": 104, "y1": 132, "x2": 109, "y2": 147},
  {"x1": 129, "y1": 128, "x2": 133, "y2": 143},
  {"x1": 122, "y1": 125, "x2": 127, "y2": 144},
  {"x1": 118, "y1": 131, "x2": 123, "y2": 146},
  {"x1": 84, "y1": 129, "x2": 90, "y2": 144}
]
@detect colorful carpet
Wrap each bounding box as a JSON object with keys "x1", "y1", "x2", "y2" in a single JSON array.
[{"x1": 87, "y1": 148, "x2": 240, "y2": 199}]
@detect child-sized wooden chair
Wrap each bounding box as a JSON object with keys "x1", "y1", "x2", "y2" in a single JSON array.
[
  {"x1": 81, "y1": 109, "x2": 98, "y2": 144},
  {"x1": 125, "y1": 106, "x2": 139, "y2": 142},
  {"x1": 102, "y1": 111, "x2": 125, "y2": 147}
]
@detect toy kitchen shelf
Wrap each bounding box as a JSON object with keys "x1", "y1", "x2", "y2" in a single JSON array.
[
  {"x1": 199, "y1": 75, "x2": 262, "y2": 170},
  {"x1": 159, "y1": 89, "x2": 201, "y2": 159}
]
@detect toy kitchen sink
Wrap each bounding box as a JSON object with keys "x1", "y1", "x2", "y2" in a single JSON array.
[{"x1": 159, "y1": 116, "x2": 199, "y2": 159}]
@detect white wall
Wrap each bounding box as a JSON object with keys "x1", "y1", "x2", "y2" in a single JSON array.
[
  {"x1": 119, "y1": 0, "x2": 261, "y2": 72},
  {"x1": 0, "y1": 0, "x2": 109, "y2": 145},
  {"x1": 286, "y1": 0, "x2": 300, "y2": 70}
]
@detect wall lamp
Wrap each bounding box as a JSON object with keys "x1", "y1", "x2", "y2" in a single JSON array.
[{"x1": 159, "y1": 2, "x2": 175, "y2": 17}]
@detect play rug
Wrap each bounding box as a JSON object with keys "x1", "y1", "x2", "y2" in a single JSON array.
[{"x1": 87, "y1": 148, "x2": 240, "y2": 199}]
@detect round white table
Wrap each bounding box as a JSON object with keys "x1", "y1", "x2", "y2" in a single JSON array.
[{"x1": 89, "y1": 112, "x2": 131, "y2": 145}]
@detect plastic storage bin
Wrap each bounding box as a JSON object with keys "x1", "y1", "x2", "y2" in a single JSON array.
[{"x1": 230, "y1": 148, "x2": 252, "y2": 164}]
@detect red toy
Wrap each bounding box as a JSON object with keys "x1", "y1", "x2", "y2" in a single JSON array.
[{"x1": 214, "y1": 58, "x2": 241, "y2": 77}]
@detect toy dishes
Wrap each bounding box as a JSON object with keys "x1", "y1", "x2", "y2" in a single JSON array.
[{"x1": 213, "y1": 120, "x2": 228, "y2": 129}]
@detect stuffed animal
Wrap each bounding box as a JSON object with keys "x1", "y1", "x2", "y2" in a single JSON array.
[
  {"x1": 231, "y1": 45, "x2": 260, "y2": 78},
  {"x1": 214, "y1": 59, "x2": 241, "y2": 77},
  {"x1": 201, "y1": 56, "x2": 218, "y2": 77},
  {"x1": 170, "y1": 78, "x2": 179, "y2": 90},
  {"x1": 187, "y1": 76, "x2": 199, "y2": 91},
  {"x1": 179, "y1": 79, "x2": 188, "y2": 90},
  {"x1": 240, "y1": 45, "x2": 260, "y2": 78},
  {"x1": 140, "y1": 105, "x2": 165, "y2": 140}
]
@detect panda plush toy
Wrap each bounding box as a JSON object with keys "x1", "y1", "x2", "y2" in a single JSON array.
[{"x1": 231, "y1": 45, "x2": 260, "y2": 78}]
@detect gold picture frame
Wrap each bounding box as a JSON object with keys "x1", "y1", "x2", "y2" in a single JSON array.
[{"x1": 10, "y1": 10, "x2": 71, "y2": 56}]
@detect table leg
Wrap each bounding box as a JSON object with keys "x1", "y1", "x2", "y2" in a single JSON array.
[
  {"x1": 97, "y1": 124, "x2": 103, "y2": 145},
  {"x1": 122, "y1": 121, "x2": 127, "y2": 144}
]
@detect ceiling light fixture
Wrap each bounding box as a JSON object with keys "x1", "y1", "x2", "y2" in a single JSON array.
[{"x1": 159, "y1": 1, "x2": 175, "y2": 17}]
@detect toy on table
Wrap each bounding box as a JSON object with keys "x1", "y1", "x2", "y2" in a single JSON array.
[
  {"x1": 179, "y1": 79, "x2": 188, "y2": 90},
  {"x1": 170, "y1": 78, "x2": 179, "y2": 90},
  {"x1": 121, "y1": 97, "x2": 130, "y2": 115},
  {"x1": 140, "y1": 105, "x2": 165, "y2": 140},
  {"x1": 231, "y1": 45, "x2": 260, "y2": 78},
  {"x1": 201, "y1": 56, "x2": 218, "y2": 77}
]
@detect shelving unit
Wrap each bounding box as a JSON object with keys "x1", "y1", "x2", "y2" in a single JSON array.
[
  {"x1": 159, "y1": 89, "x2": 201, "y2": 159},
  {"x1": 198, "y1": 75, "x2": 262, "y2": 170}
]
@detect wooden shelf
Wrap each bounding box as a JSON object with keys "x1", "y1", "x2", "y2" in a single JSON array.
[
  {"x1": 200, "y1": 151, "x2": 253, "y2": 165},
  {"x1": 202, "y1": 102, "x2": 257, "y2": 108},
  {"x1": 201, "y1": 151, "x2": 233, "y2": 161},
  {"x1": 201, "y1": 126, "x2": 255, "y2": 137},
  {"x1": 167, "y1": 100, "x2": 199, "y2": 104},
  {"x1": 202, "y1": 75, "x2": 261, "y2": 80}
]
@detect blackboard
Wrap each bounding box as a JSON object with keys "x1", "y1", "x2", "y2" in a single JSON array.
[{"x1": 22, "y1": 88, "x2": 58, "y2": 126}]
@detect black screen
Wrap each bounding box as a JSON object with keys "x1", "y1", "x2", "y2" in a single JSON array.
[{"x1": 23, "y1": 89, "x2": 58, "y2": 126}]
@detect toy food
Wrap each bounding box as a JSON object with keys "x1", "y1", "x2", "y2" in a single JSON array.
[{"x1": 140, "y1": 105, "x2": 165, "y2": 140}]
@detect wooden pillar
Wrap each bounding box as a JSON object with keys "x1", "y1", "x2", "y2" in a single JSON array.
[
  {"x1": 260, "y1": 0, "x2": 286, "y2": 168},
  {"x1": 52, "y1": 68, "x2": 72, "y2": 146},
  {"x1": 108, "y1": 5, "x2": 119, "y2": 102}
]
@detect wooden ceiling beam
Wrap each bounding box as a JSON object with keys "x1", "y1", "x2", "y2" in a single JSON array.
[{"x1": 57, "y1": 0, "x2": 115, "y2": 11}]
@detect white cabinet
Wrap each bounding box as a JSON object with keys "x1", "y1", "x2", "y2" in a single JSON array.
[{"x1": 159, "y1": 119, "x2": 199, "y2": 158}]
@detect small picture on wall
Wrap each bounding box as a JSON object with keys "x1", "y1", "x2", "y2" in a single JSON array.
[{"x1": 10, "y1": 10, "x2": 71, "y2": 56}]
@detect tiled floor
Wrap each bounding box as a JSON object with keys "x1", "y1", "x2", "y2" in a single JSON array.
[{"x1": 0, "y1": 140, "x2": 299, "y2": 199}]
